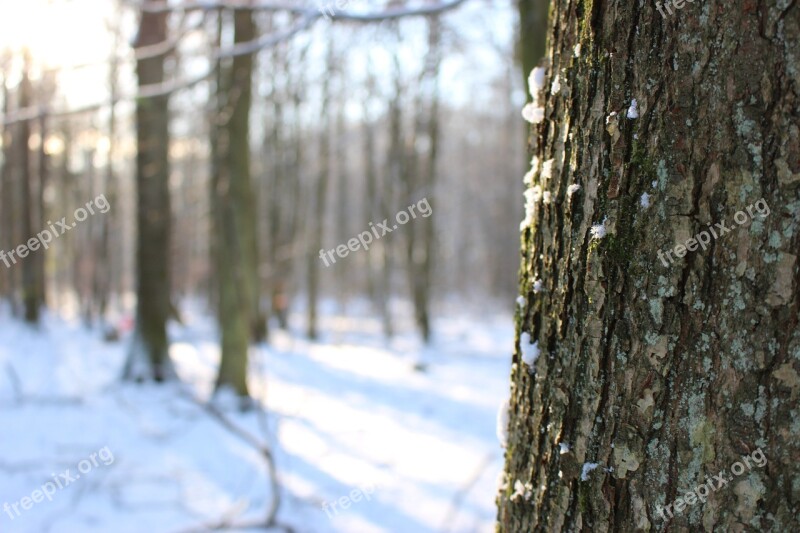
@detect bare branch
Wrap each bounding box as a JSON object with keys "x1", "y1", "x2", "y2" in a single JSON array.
[
  {"x1": 177, "y1": 389, "x2": 283, "y2": 529},
  {"x1": 2, "y1": 0, "x2": 469, "y2": 125},
  {"x1": 132, "y1": 0, "x2": 469, "y2": 21}
]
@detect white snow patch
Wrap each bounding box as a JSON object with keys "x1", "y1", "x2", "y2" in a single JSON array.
[
  {"x1": 497, "y1": 472, "x2": 509, "y2": 492},
  {"x1": 528, "y1": 67, "x2": 546, "y2": 98},
  {"x1": 542, "y1": 191, "x2": 552, "y2": 204},
  {"x1": 590, "y1": 219, "x2": 608, "y2": 240},
  {"x1": 605, "y1": 111, "x2": 617, "y2": 124},
  {"x1": 496, "y1": 400, "x2": 510, "y2": 447},
  {"x1": 567, "y1": 184, "x2": 581, "y2": 197},
  {"x1": 533, "y1": 279, "x2": 544, "y2": 293},
  {"x1": 581, "y1": 462, "x2": 600, "y2": 481},
  {"x1": 523, "y1": 168, "x2": 535, "y2": 186},
  {"x1": 551, "y1": 75, "x2": 561, "y2": 95},
  {"x1": 519, "y1": 332, "x2": 540, "y2": 370},
  {"x1": 510, "y1": 479, "x2": 533, "y2": 502},
  {"x1": 559, "y1": 442, "x2": 570, "y2": 454},
  {"x1": 627, "y1": 99, "x2": 639, "y2": 119},
  {"x1": 640, "y1": 192, "x2": 651, "y2": 209},
  {"x1": 516, "y1": 295, "x2": 526, "y2": 308},
  {"x1": 573, "y1": 43, "x2": 581, "y2": 57},
  {"x1": 520, "y1": 185, "x2": 543, "y2": 231},
  {"x1": 522, "y1": 103, "x2": 544, "y2": 124},
  {"x1": 541, "y1": 159, "x2": 555, "y2": 181}
]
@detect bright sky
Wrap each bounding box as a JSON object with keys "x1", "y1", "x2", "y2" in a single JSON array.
[
  {"x1": 0, "y1": 0, "x2": 115, "y2": 70},
  {"x1": 0, "y1": 0, "x2": 518, "y2": 135}
]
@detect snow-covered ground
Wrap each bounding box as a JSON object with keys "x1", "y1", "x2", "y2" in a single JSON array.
[{"x1": 0, "y1": 301, "x2": 512, "y2": 533}]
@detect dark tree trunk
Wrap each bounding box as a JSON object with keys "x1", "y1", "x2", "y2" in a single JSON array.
[
  {"x1": 123, "y1": 3, "x2": 174, "y2": 381},
  {"x1": 306, "y1": 37, "x2": 334, "y2": 341},
  {"x1": 213, "y1": 7, "x2": 259, "y2": 398},
  {"x1": 499, "y1": 0, "x2": 799, "y2": 531},
  {"x1": 19, "y1": 59, "x2": 40, "y2": 324}
]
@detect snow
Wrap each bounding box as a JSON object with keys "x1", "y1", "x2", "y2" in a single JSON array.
[
  {"x1": 573, "y1": 43, "x2": 581, "y2": 57},
  {"x1": 521, "y1": 103, "x2": 544, "y2": 124},
  {"x1": 567, "y1": 184, "x2": 581, "y2": 197},
  {"x1": 0, "y1": 303, "x2": 513, "y2": 532},
  {"x1": 581, "y1": 462, "x2": 600, "y2": 481},
  {"x1": 509, "y1": 480, "x2": 532, "y2": 502},
  {"x1": 550, "y1": 75, "x2": 561, "y2": 95},
  {"x1": 627, "y1": 99, "x2": 639, "y2": 119},
  {"x1": 590, "y1": 219, "x2": 608, "y2": 240},
  {"x1": 542, "y1": 191, "x2": 552, "y2": 204},
  {"x1": 541, "y1": 159, "x2": 555, "y2": 181},
  {"x1": 640, "y1": 192, "x2": 651, "y2": 209},
  {"x1": 528, "y1": 67, "x2": 546, "y2": 99},
  {"x1": 520, "y1": 186, "x2": 543, "y2": 231},
  {"x1": 518, "y1": 332, "x2": 540, "y2": 371},
  {"x1": 523, "y1": 168, "x2": 535, "y2": 186},
  {"x1": 496, "y1": 472, "x2": 508, "y2": 492},
  {"x1": 515, "y1": 296, "x2": 525, "y2": 308},
  {"x1": 496, "y1": 400, "x2": 509, "y2": 448},
  {"x1": 559, "y1": 442, "x2": 570, "y2": 454},
  {"x1": 532, "y1": 279, "x2": 544, "y2": 294}
]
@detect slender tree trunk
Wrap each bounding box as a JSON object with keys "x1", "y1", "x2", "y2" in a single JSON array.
[
  {"x1": 97, "y1": 24, "x2": 121, "y2": 324},
  {"x1": 499, "y1": 1, "x2": 800, "y2": 531},
  {"x1": 19, "y1": 58, "x2": 40, "y2": 324},
  {"x1": 334, "y1": 87, "x2": 350, "y2": 311},
  {"x1": 362, "y1": 61, "x2": 378, "y2": 307},
  {"x1": 213, "y1": 7, "x2": 259, "y2": 397},
  {"x1": 0, "y1": 65, "x2": 13, "y2": 305},
  {"x1": 36, "y1": 111, "x2": 48, "y2": 309},
  {"x1": 123, "y1": 3, "x2": 174, "y2": 381},
  {"x1": 404, "y1": 16, "x2": 441, "y2": 344},
  {"x1": 307, "y1": 37, "x2": 334, "y2": 341}
]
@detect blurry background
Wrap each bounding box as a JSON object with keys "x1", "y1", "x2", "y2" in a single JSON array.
[{"x1": 0, "y1": 0, "x2": 546, "y2": 531}]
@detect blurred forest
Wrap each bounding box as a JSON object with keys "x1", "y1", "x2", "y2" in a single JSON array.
[{"x1": 0, "y1": 0, "x2": 538, "y2": 397}]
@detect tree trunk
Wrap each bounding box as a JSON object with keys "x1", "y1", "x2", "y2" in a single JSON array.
[
  {"x1": 97, "y1": 26, "x2": 121, "y2": 325},
  {"x1": 213, "y1": 7, "x2": 259, "y2": 398},
  {"x1": 0, "y1": 62, "x2": 14, "y2": 306},
  {"x1": 306, "y1": 36, "x2": 334, "y2": 341},
  {"x1": 516, "y1": 0, "x2": 549, "y2": 101},
  {"x1": 499, "y1": 1, "x2": 799, "y2": 531},
  {"x1": 18, "y1": 58, "x2": 41, "y2": 324},
  {"x1": 123, "y1": 3, "x2": 174, "y2": 381}
]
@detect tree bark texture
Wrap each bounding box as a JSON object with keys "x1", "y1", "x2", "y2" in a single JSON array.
[{"x1": 499, "y1": 0, "x2": 799, "y2": 531}]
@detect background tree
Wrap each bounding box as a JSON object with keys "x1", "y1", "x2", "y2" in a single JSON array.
[
  {"x1": 123, "y1": 2, "x2": 174, "y2": 381},
  {"x1": 516, "y1": 0, "x2": 548, "y2": 97},
  {"x1": 498, "y1": 0, "x2": 799, "y2": 531},
  {"x1": 212, "y1": 5, "x2": 261, "y2": 397}
]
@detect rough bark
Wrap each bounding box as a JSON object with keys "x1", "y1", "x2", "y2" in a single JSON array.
[{"x1": 499, "y1": 0, "x2": 800, "y2": 531}]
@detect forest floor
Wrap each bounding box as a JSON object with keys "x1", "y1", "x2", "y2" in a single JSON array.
[{"x1": 0, "y1": 300, "x2": 512, "y2": 533}]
